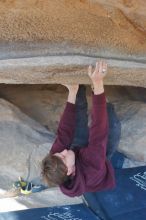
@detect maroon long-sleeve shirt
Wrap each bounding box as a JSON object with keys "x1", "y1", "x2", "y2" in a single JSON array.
[{"x1": 51, "y1": 93, "x2": 115, "y2": 197}]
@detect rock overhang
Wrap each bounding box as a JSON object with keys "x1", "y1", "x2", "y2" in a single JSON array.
[
  {"x1": 0, "y1": 0, "x2": 146, "y2": 86},
  {"x1": 0, "y1": 41, "x2": 146, "y2": 87}
]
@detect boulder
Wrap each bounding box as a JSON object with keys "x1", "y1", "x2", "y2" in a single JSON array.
[
  {"x1": 0, "y1": 84, "x2": 66, "y2": 133},
  {"x1": 0, "y1": 0, "x2": 145, "y2": 86},
  {"x1": 113, "y1": 99, "x2": 146, "y2": 162},
  {"x1": 0, "y1": 98, "x2": 55, "y2": 190},
  {"x1": 0, "y1": 97, "x2": 82, "y2": 209}
]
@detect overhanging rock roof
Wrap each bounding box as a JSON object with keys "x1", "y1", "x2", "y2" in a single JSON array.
[{"x1": 0, "y1": 0, "x2": 146, "y2": 86}]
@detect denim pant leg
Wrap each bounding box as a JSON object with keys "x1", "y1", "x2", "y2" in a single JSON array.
[
  {"x1": 70, "y1": 85, "x2": 89, "y2": 149},
  {"x1": 106, "y1": 103, "x2": 121, "y2": 160}
]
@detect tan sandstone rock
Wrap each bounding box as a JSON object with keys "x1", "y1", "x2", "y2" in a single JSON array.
[
  {"x1": 0, "y1": 84, "x2": 67, "y2": 133},
  {"x1": 0, "y1": 0, "x2": 145, "y2": 86}
]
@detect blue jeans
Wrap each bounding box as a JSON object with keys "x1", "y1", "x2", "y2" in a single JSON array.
[{"x1": 70, "y1": 85, "x2": 121, "y2": 160}]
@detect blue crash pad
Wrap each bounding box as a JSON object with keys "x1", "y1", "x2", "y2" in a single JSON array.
[
  {"x1": 0, "y1": 203, "x2": 100, "y2": 220},
  {"x1": 84, "y1": 166, "x2": 146, "y2": 220}
]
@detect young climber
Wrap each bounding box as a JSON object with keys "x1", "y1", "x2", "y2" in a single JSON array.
[{"x1": 41, "y1": 60, "x2": 121, "y2": 197}]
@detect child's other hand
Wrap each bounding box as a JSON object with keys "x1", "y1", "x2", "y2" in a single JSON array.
[{"x1": 62, "y1": 84, "x2": 79, "y2": 94}]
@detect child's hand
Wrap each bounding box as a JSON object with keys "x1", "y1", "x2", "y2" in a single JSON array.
[
  {"x1": 62, "y1": 84, "x2": 79, "y2": 94},
  {"x1": 88, "y1": 60, "x2": 107, "y2": 95},
  {"x1": 62, "y1": 84, "x2": 79, "y2": 104},
  {"x1": 88, "y1": 60, "x2": 107, "y2": 85}
]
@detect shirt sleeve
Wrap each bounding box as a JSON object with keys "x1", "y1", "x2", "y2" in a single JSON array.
[
  {"x1": 80, "y1": 92, "x2": 109, "y2": 170},
  {"x1": 50, "y1": 102, "x2": 76, "y2": 154}
]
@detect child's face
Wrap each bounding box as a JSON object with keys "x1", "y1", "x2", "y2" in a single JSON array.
[{"x1": 54, "y1": 149, "x2": 76, "y2": 176}]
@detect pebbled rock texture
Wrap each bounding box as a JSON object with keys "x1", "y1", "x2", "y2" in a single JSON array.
[{"x1": 0, "y1": 0, "x2": 145, "y2": 86}]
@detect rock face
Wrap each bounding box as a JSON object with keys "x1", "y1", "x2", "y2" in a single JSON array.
[
  {"x1": 0, "y1": 97, "x2": 55, "y2": 190},
  {"x1": 0, "y1": 0, "x2": 145, "y2": 86},
  {"x1": 0, "y1": 84, "x2": 146, "y2": 163},
  {"x1": 0, "y1": 96, "x2": 82, "y2": 208},
  {"x1": 114, "y1": 100, "x2": 146, "y2": 162},
  {"x1": 0, "y1": 84, "x2": 67, "y2": 133},
  {"x1": 106, "y1": 86, "x2": 146, "y2": 162}
]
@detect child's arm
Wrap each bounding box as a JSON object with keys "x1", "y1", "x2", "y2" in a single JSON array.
[
  {"x1": 51, "y1": 85, "x2": 79, "y2": 154},
  {"x1": 81, "y1": 60, "x2": 108, "y2": 169},
  {"x1": 82, "y1": 92, "x2": 108, "y2": 169}
]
